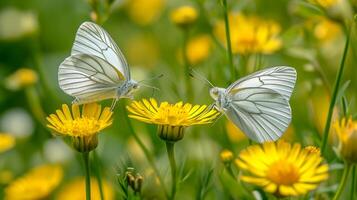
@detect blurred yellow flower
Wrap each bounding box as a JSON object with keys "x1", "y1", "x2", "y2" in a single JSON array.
[
  {"x1": 170, "y1": 6, "x2": 198, "y2": 28},
  {"x1": 5, "y1": 164, "x2": 63, "y2": 200},
  {"x1": 236, "y1": 140, "x2": 328, "y2": 197},
  {"x1": 314, "y1": 18, "x2": 342, "y2": 42},
  {"x1": 126, "y1": 0, "x2": 165, "y2": 26},
  {"x1": 214, "y1": 13, "x2": 282, "y2": 55},
  {"x1": 310, "y1": 0, "x2": 340, "y2": 8},
  {"x1": 334, "y1": 117, "x2": 357, "y2": 164},
  {"x1": 226, "y1": 121, "x2": 246, "y2": 142},
  {"x1": 220, "y1": 149, "x2": 234, "y2": 163},
  {"x1": 5, "y1": 68, "x2": 38, "y2": 91},
  {"x1": 0, "y1": 133, "x2": 15, "y2": 153},
  {"x1": 57, "y1": 177, "x2": 114, "y2": 200},
  {"x1": 46, "y1": 103, "x2": 113, "y2": 152},
  {"x1": 127, "y1": 98, "x2": 219, "y2": 141},
  {"x1": 186, "y1": 35, "x2": 211, "y2": 65}
]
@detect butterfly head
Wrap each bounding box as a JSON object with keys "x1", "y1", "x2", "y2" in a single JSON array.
[
  {"x1": 118, "y1": 80, "x2": 140, "y2": 99},
  {"x1": 209, "y1": 87, "x2": 225, "y2": 100}
]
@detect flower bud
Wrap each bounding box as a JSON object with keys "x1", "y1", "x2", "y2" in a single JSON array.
[
  {"x1": 157, "y1": 125, "x2": 184, "y2": 142},
  {"x1": 334, "y1": 117, "x2": 357, "y2": 164}
]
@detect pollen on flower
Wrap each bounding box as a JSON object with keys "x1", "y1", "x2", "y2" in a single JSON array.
[{"x1": 46, "y1": 103, "x2": 113, "y2": 137}]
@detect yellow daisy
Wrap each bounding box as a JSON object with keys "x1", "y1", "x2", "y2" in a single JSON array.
[
  {"x1": 235, "y1": 140, "x2": 328, "y2": 197},
  {"x1": 214, "y1": 13, "x2": 282, "y2": 55},
  {"x1": 46, "y1": 103, "x2": 113, "y2": 152},
  {"x1": 5, "y1": 68, "x2": 38, "y2": 90},
  {"x1": 5, "y1": 164, "x2": 63, "y2": 200},
  {"x1": 170, "y1": 5, "x2": 198, "y2": 28},
  {"x1": 127, "y1": 98, "x2": 219, "y2": 142}
]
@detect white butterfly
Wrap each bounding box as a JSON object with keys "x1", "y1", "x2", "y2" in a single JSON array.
[
  {"x1": 209, "y1": 66, "x2": 297, "y2": 143},
  {"x1": 58, "y1": 21, "x2": 139, "y2": 105}
]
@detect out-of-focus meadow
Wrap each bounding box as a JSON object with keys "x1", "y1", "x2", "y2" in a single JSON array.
[{"x1": 0, "y1": 0, "x2": 357, "y2": 199}]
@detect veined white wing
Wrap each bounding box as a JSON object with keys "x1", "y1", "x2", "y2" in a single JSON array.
[
  {"x1": 227, "y1": 66, "x2": 296, "y2": 100},
  {"x1": 225, "y1": 87, "x2": 291, "y2": 143},
  {"x1": 58, "y1": 53, "x2": 124, "y2": 104},
  {"x1": 71, "y1": 21, "x2": 130, "y2": 79}
]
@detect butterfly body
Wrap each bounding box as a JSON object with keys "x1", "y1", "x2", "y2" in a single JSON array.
[
  {"x1": 209, "y1": 66, "x2": 297, "y2": 143},
  {"x1": 58, "y1": 21, "x2": 139, "y2": 105}
]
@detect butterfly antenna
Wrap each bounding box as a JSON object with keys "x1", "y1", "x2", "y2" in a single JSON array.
[
  {"x1": 189, "y1": 69, "x2": 215, "y2": 88},
  {"x1": 110, "y1": 98, "x2": 118, "y2": 111},
  {"x1": 138, "y1": 74, "x2": 164, "y2": 84},
  {"x1": 140, "y1": 83, "x2": 160, "y2": 91}
]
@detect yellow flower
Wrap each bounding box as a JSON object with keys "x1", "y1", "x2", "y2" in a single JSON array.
[
  {"x1": 5, "y1": 68, "x2": 38, "y2": 90},
  {"x1": 126, "y1": 0, "x2": 166, "y2": 26},
  {"x1": 170, "y1": 6, "x2": 198, "y2": 28},
  {"x1": 226, "y1": 121, "x2": 247, "y2": 142},
  {"x1": 186, "y1": 35, "x2": 211, "y2": 65},
  {"x1": 214, "y1": 13, "x2": 282, "y2": 55},
  {"x1": 57, "y1": 177, "x2": 114, "y2": 200},
  {"x1": 235, "y1": 141, "x2": 328, "y2": 197},
  {"x1": 314, "y1": 18, "x2": 342, "y2": 42},
  {"x1": 46, "y1": 103, "x2": 113, "y2": 152},
  {"x1": 334, "y1": 117, "x2": 357, "y2": 164},
  {"x1": 310, "y1": 0, "x2": 340, "y2": 8},
  {"x1": 305, "y1": 146, "x2": 321, "y2": 155},
  {"x1": 0, "y1": 133, "x2": 15, "y2": 153},
  {"x1": 5, "y1": 164, "x2": 63, "y2": 200},
  {"x1": 127, "y1": 98, "x2": 219, "y2": 142},
  {"x1": 220, "y1": 149, "x2": 234, "y2": 163}
]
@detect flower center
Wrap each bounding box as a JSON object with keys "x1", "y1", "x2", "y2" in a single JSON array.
[
  {"x1": 155, "y1": 105, "x2": 189, "y2": 126},
  {"x1": 61, "y1": 118, "x2": 101, "y2": 136},
  {"x1": 266, "y1": 160, "x2": 300, "y2": 185}
]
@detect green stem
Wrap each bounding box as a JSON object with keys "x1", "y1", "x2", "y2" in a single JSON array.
[
  {"x1": 83, "y1": 152, "x2": 91, "y2": 200},
  {"x1": 182, "y1": 29, "x2": 193, "y2": 101},
  {"x1": 93, "y1": 152, "x2": 104, "y2": 200},
  {"x1": 351, "y1": 166, "x2": 356, "y2": 200},
  {"x1": 321, "y1": 27, "x2": 351, "y2": 155},
  {"x1": 222, "y1": 0, "x2": 236, "y2": 81},
  {"x1": 166, "y1": 142, "x2": 177, "y2": 200},
  {"x1": 122, "y1": 104, "x2": 170, "y2": 199},
  {"x1": 333, "y1": 163, "x2": 352, "y2": 200}
]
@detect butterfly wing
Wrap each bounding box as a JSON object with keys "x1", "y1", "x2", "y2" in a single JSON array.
[
  {"x1": 227, "y1": 66, "x2": 296, "y2": 100},
  {"x1": 58, "y1": 53, "x2": 125, "y2": 104},
  {"x1": 225, "y1": 87, "x2": 291, "y2": 143},
  {"x1": 71, "y1": 21, "x2": 130, "y2": 79}
]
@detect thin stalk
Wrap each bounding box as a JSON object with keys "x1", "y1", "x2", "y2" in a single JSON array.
[
  {"x1": 222, "y1": 0, "x2": 236, "y2": 81},
  {"x1": 83, "y1": 152, "x2": 91, "y2": 200},
  {"x1": 350, "y1": 166, "x2": 356, "y2": 200},
  {"x1": 321, "y1": 27, "x2": 351, "y2": 155},
  {"x1": 93, "y1": 152, "x2": 104, "y2": 200},
  {"x1": 122, "y1": 104, "x2": 169, "y2": 199},
  {"x1": 166, "y1": 142, "x2": 177, "y2": 200},
  {"x1": 332, "y1": 163, "x2": 352, "y2": 200},
  {"x1": 182, "y1": 29, "x2": 193, "y2": 101}
]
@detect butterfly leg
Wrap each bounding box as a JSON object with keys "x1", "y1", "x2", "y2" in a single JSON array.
[{"x1": 110, "y1": 98, "x2": 118, "y2": 111}]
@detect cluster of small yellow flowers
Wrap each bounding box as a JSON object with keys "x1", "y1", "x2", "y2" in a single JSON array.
[
  {"x1": 334, "y1": 117, "x2": 357, "y2": 164},
  {"x1": 186, "y1": 35, "x2": 212, "y2": 65},
  {"x1": 5, "y1": 164, "x2": 63, "y2": 200},
  {"x1": 5, "y1": 68, "x2": 38, "y2": 90},
  {"x1": 46, "y1": 103, "x2": 113, "y2": 152},
  {"x1": 126, "y1": 0, "x2": 166, "y2": 26},
  {"x1": 57, "y1": 177, "x2": 114, "y2": 200},
  {"x1": 235, "y1": 140, "x2": 328, "y2": 197},
  {"x1": 214, "y1": 13, "x2": 282, "y2": 55},
  {"x1": 0, "y1": 133, "x2": 15, "y2": 153},
  {"x1": 127, "y1": 98, "x2": 219, "y2": 142},
  {"x1": 170, "y1": 5, "x2": 198, "y2": 28}
]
